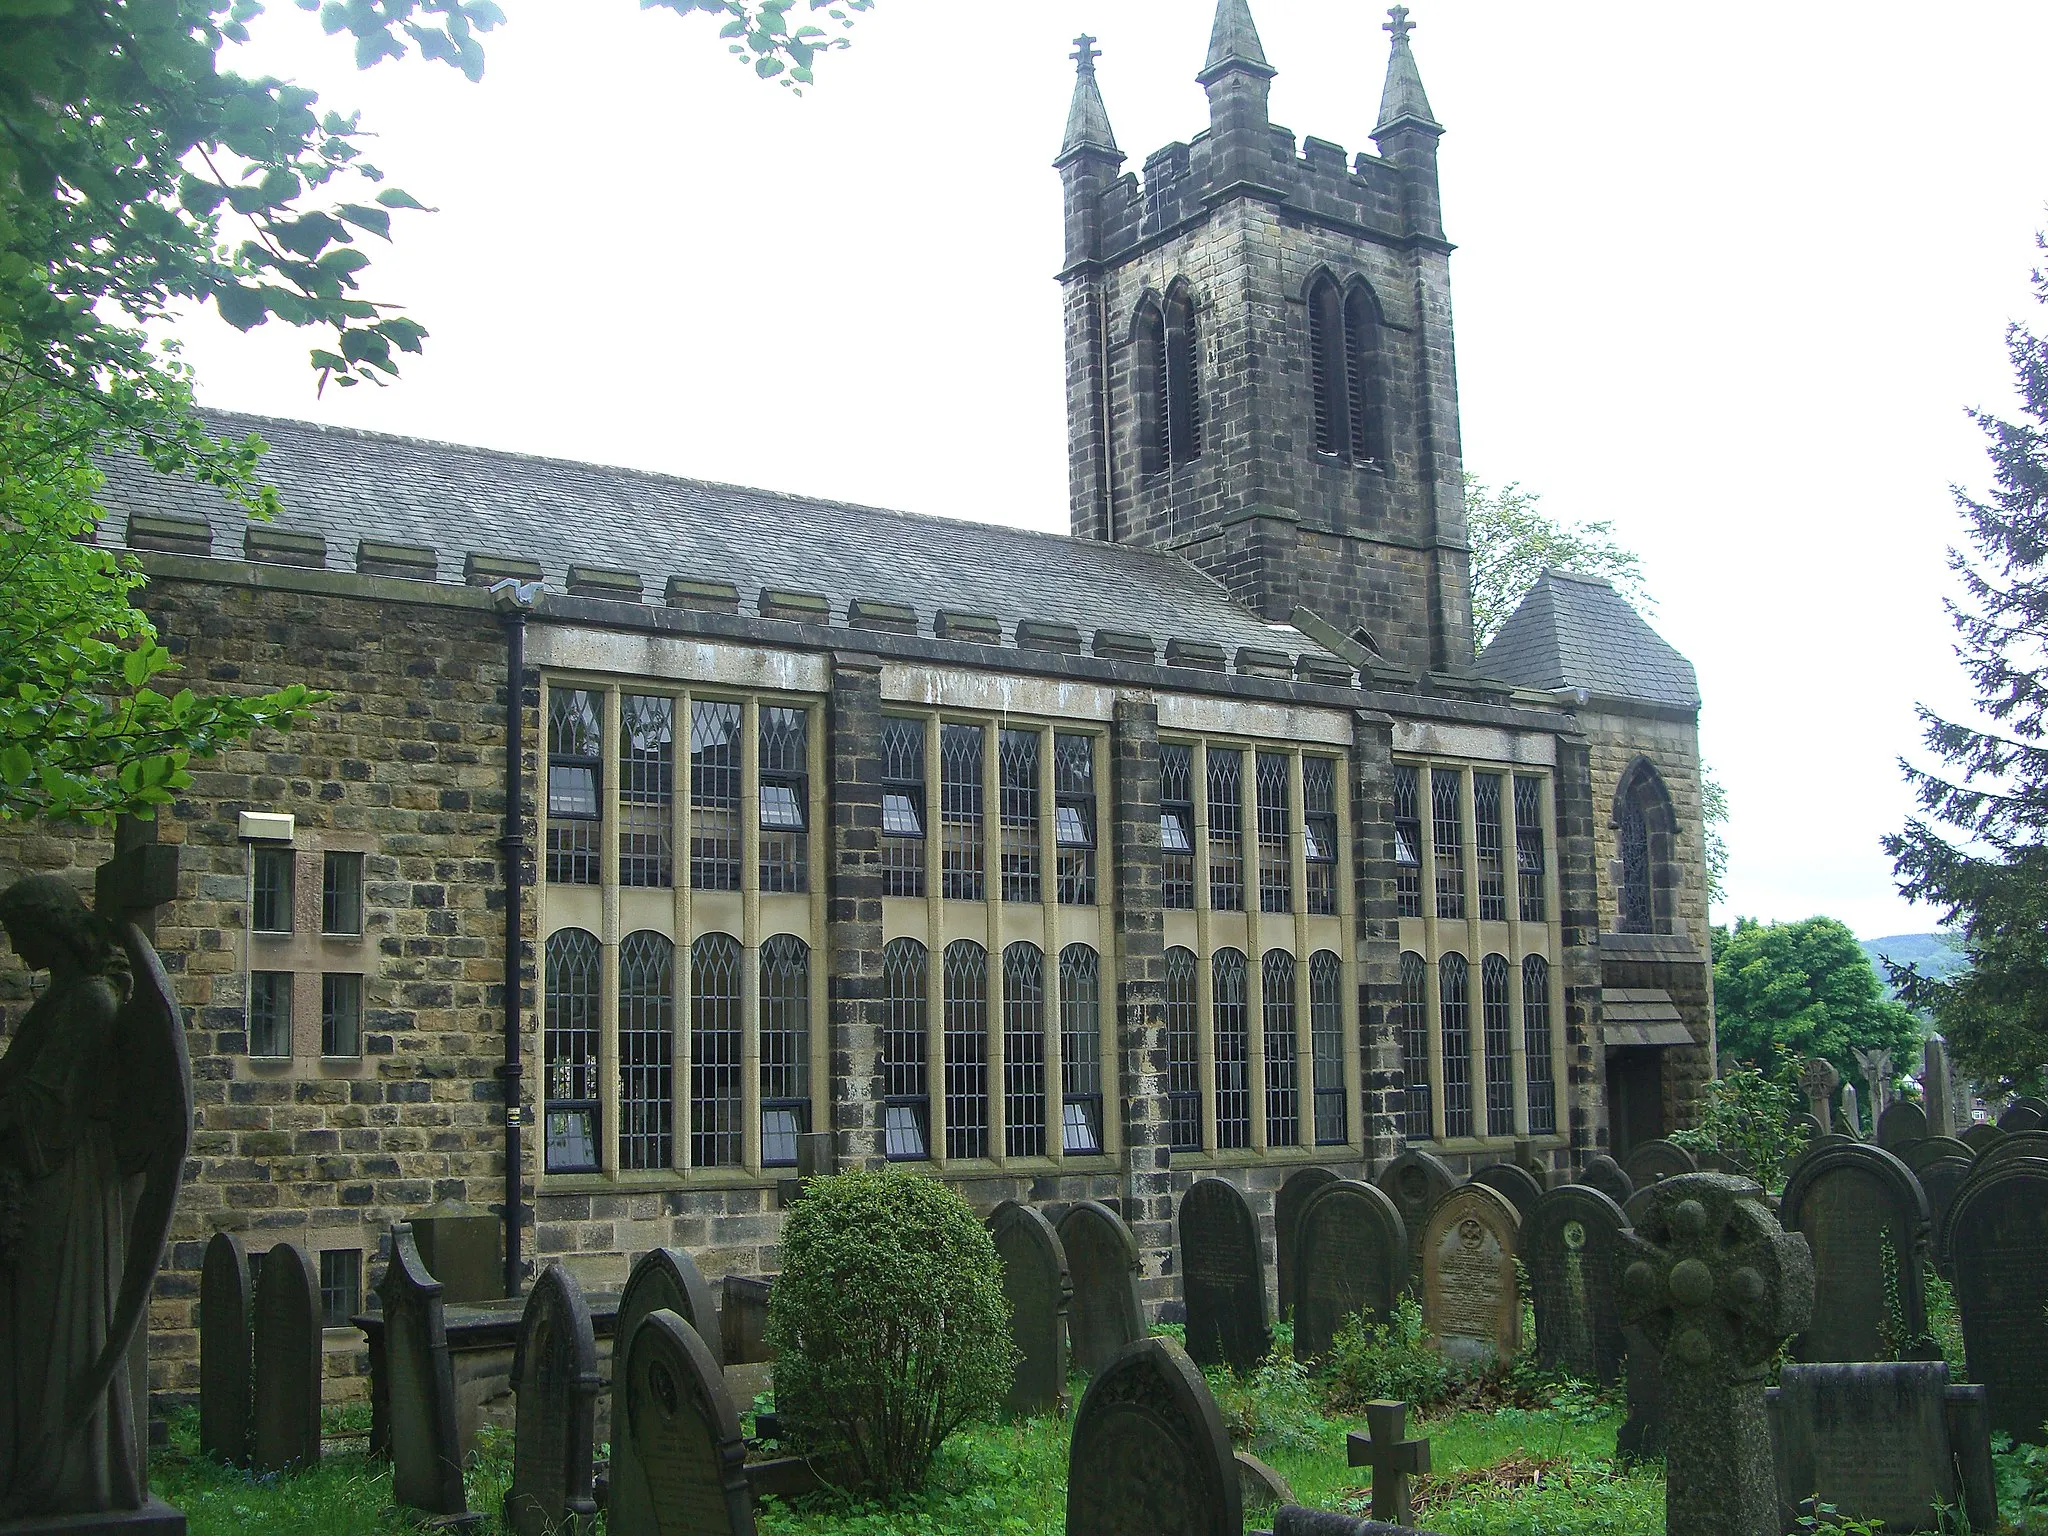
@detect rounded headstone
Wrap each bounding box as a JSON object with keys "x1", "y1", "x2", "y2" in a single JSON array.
[
  {"x1": 1057, "y1": 1201, "x2": 1145, "y2": 1377},
  {"x1": 1290, "y1": 1180, "x2": 1407, "y2": 1364},
  {"x1": 1273, "y1": 1167, "x2": 1339, "y2": 1319},
  {"x1": 1780, "y1": 1141, "x2": 1931, "y2": 1363},
  {"x1": 1178, "y1": 1179, "x2": 1268, "y2": 1372},
  {"x1": 1959, "y1": 1122, "x2": 2007, "y2": 1157},
  {"x1": 1914, "y1": 1157, "x2": 1974, "y2": 1278},
  {"x1": 1901, "y1": 1135, "x2": 1975, "y2": 1172},
  {"x1": 1877, "y1": 1100, "x2": 1929, "y2": 1153},
  {"x1": 1946, "y1": 1158, "x2": 2048, "y2": 1444},
  {"x1": 1376, "y1": 1147, "x2": 1456, "y2": 1282},
  {"x1": 988, "y1": 1200, "x2": 1072, "y2": 1415},
  {"x1": 1419, "y1": 1183, "x2": 1522, "y2": 1364},
  {"x1": 251, "y1": 1241, "x2": 322, "y2": 1473},
  {"x1": 2000, "y1": 1096, "x2": 2048, "y2": 1133},
  {"x1": 616, "y1": 1308, "x2": 756, "y2": 1534},
  {"x1": 609, "y1": 1246, "x2": 724, "y2": 1532},
  {"x1": 1578, "y1": 1154, "x2": 1634, "y2": 1207},
  {"x1": 199, "y1": 1230, "x2": 252, "y2": 1467},
  {"x1": 1066, "y1": 1337, "x2": 1240, "y2": 1536},
  {"x1": 507, "y1": 1263, "x2": 599, "y2": 1536},
  {"x1": 1525, "y1": 1184, "x2": 1631, "y2": 1385},
  {"x1": 1973, "y1": 1130, "x2": 2048, "y2": 1173},
  {"x1": 1623, "y1": 1139, "x2": 1699, "y2": 1190},
  {"x1": 1472, "y1": 1161, "x2": 1544, "y2": 1226}
]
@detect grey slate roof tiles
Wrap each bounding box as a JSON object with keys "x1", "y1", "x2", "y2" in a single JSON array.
[
  {"x1": 1477, "y1": 568, "x2": 1700, "y2": 711},
  {"x1": 96, "y1": 411, "x2": 1333, "y2": 669}
]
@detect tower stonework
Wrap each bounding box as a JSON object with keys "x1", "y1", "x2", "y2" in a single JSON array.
[{"x1": 1058, "y1": 2, "x2": 1473, "y2": 675}]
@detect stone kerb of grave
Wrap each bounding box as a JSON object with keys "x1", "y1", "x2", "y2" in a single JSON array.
[
  {"x1": 506, "y1": 1263, "x2": 600, "y2": 1536},
  {"x1": 614, "y1": 1308, "x2": 756, "y2": 1536},
  {"x1": 1618, "y1": 1173, "x2": 1814, "y2": 1536},
  {"x1": 251, "y1": 1240, "x2": 323, "y2": 1474},
  {"x1": 1576, "y1": 1154, "x2": 1633, "y2": 1207},
  {"x1": 1065, "y1": 1336, "x2": 1240, "y2": 1536},
  {"x1": 1291, "y1": 1180, "x2": 1407, "y2": 1365},
  {"x1": 378, "y1": 1219, "x2": 477, "y2": 1522},
  {"x1": 1418, "y1": 1185, "x2": 1521, "y2": 1365},
  {"x1": 1779, "y1": 1141, "x2": 1930, "y2": 1363},
  {"x1": 1944, "y1": 1156, "x2": 2048, "y2": 1444},
  {"x1": 1470, "y1": 1162, "x2": 1543, "y2": 1226},
  {"x1": 1375, "y1": 1149, "x2": 1457, "y2": 1284},
  {"x1": 988, "y1": 1201, "x2": 1073, "y2": 1416},
  {"x1": 1525, "y1": 1185, "x2": 1630, "y2": 1386},
  {"x1": 1274, "y1": 1167, "x2": 1339, "y2": 1320},
  {"x1": 1177, "y1": 1179, "x2": 1269, "y2": 1372},
  {"x1": 1057, "y1": 1201, "x2": 1145, "y2": 1377},
  {"x1": 200, "y1": 1229, "x2": 253, "y2": 1467},
  {"x1": 1622, "y1": 1139, "x2": 1698, "y2": 1190},
  {"x1": 1876, "y1": 1099, "x2": 1928, "y2": 1154}
]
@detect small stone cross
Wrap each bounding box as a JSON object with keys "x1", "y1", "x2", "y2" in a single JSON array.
[
  {"x1": 1347, "y1": 1398, "x2": 1431, "y2": 1526},
  {"x1": 1070, "y1": 34, "x2": 1100, "y2": 73},
  {"x1": 94, "y1": 816, "x2": 180, "y2": 941},
  {"x1": 1797, "y1": 1057, "x2": 1840, "y2": 1133},
  {"x1": 1384, "y1": 5, "x2": 1415, "y2": 45}
]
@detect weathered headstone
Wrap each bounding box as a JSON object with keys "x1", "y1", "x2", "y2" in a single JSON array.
[
  {"x1": 612, "y1": 1253, "x2": 733, "y2": 1534},
  {"x1": 1616, "y1": 1323, "x2": 1665, "y2": 1461},
  {"x1": 409, "y1": 1199, "x2": 503, "y2": 1304},
  {"x1": 1058, "y1": 1201, "x2": 1145, "y2": 1377},
  {"x1": 1345, "y1": 1399, "x2": 1431, "y2": 1527},
  {"x1": 1274, "y1": 1167, "x2": 1339, "y2": 1320},
  {"x1": 1577, "y1": 1154, "x2": 1633, "y2": 1207},
  {"x1": 1798, "y1": 1057, "x2": 1841, "y2": 1134},
  {"x1": 720, "y1": 1274, "x2": 773, "y2": 1365},
  {"x1": 988, "y1": 1200, "x2": 1072, "y2": 1415},
  {"x1": 1779, "y1": 1142, "x2": 1930, "y2": 1363},
  {"x1": 1839, "y1": 1083, "x2": 1862, "y2": 1140},
  {"x1": 1066, "y1": 1336, "x2": 1239, "y2": 1536},
  {"x1": 1526, "y1": 1185, "x2": 1630, "y2": 1385},
  {"x1": 1923, "y1": 1036, "x2": 1956, "y2": 1138},
  {"x1": 1376, "y1": 1148, "x2": 1456, "y2": 1283},
  {"x1": 1623, "y1": 1139, "x2": 1697, "y2": 1189},
  {"x1": 200, "y1": 1230, "x2": 253, "y2": 1467},
  {"x1": 1291, "y1": 1180, "x2": 1408, "y2": 1364},
  {"x1": 1901, "y1": 1134, "x2": 1973, "y2": 1171},
  {"x1": 1178, "y1": 1179, "x2": 1269, "y2": 1372},
  {"x1": 506, "y1": 1263, "x2": 599, "y2": 1536},
  {"x1": 1974, "y1": 1128, "x2": 2048, "y2": 1171},
  {"x1": 1618, "y1": 1173, "x2": 1814, "y2": 1536},
  {"x1": 1875, "y1": 1099, "x2": 1927, "y2": 1154},
  {"x1": 1418, "y1": 1184, "x2": 1520, "y2": 1364},
  {"x1": 1915, "y1": 1156, "x2": 1975, "y2": 1278},
  {"x1": 379, "y1": 1220, "x2": 476, "y2": 1520},
  {"x1": 1998, "y1": 1098, "x2": 2046, "y2": 1133},
  {"x1": 251, "y1": 1240, "x2": 322, "y2": 1473},
  {"x1": 1946, "y1": 1157, "x2": 2048, "y2": 1443},
  {"x1": 1471, "y1": 1161, "x2": 1543, "y2": 1225},
  {"x1": 612, "y1": 1308, "x2": 755, "y2": 1536},
  {"x1": 1851, "y1": 1046, "x2": 1894, "y2": 1120},
  {"x1": 1958, "y1": 1121, "x2": 2006, "y2": 1157},
  {"x1": 1236, "y1": 1450, "x2": 1293, "y2": 1516}
]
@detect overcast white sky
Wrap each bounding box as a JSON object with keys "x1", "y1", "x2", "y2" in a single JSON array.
[{"x1": 173, "y1": 1, "x2": 2048, "y2": 942}]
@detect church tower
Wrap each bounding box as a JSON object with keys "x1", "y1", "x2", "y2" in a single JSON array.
[{"x1": 1057, "y1": 2, "x2": 1474, "y2": 675}]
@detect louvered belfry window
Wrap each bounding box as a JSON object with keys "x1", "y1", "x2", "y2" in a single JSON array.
[
  {"x1": 1164, "y1": 282, "x2": 1203, "y2": 466},
  {"x1": 1165, "y1": 947, "x2": 1201, "y2": 1152},
  {"x1": 1343, "y1": 282, "x2": 1386, "y2": 465},
  {"x1": 1308, "y1": 273, "x2": 1348, "y2": 457},
  {"x1": 1134, "y1": 297, "x2": 1168, "y2": 477}
]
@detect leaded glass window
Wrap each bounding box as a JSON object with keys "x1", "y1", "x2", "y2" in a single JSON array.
[
  {"x1": 690, "y1": 701, "x2": 743, "y2": 891},
  {"x1": 1305, "y1": 757, "x2": 1340, "y2": 916},
  {"x1": 544, "y1": 928, "x2": 600, "y2": 1172},
  {"x1": 760, "y1": 935, "x2": 810, "y2": 1166},
  {"x1": 547, "y1": 690, "x2": 602, "y2": 885},
  {"x1": 1054, "y1": 734, "x2": 1096, "y2": 906},
  {"x1": 619, "y1": 695, "x2": 675, "y2": 888},
  {"x1": 1309, "y1": 950, "x2": 1346, "y2": 1145},
  {"x1": 1161, "y1": 743, "x2": 1195, "y2": 910},
  {"x1": 1393, "y1": 765, "x2": 1422, "y2": 918},
  {"x1": 1002, "y1": 943, "x2": 1047, "y2": 1158},
  {"x1": 690, "y1": 933, "x2": 743, "y2": 1167},
  {"x1": 1262, "y1": 949, "x2": 1299, "y2": 1147},
  {"x1": 1432, "y1": 771, "x2": 1465, "y2": 920},
  {"x1": 882, "y1": 939, "x2": 930, "y2": 1160},
  {"x1": 1060, "y1": 945, "x2": 1103, "y2": 1155},
  {"x1": 943, "y1": 940, "x2": 989, "y2": 1159},
  {"x1": 999, "y1": 730, "x2": 1041, "y2": 904},
  {"x1": 1439, "y1": 951, "x2": 1473, "y2": 1138},
  {"x1": 619, "y1": 930, "x2": 675, "y2": 1171},
  {"x1": 1257, "y1": 752, "x2": 1291, "y2": 914},
  {"x1": 1474, "y1": 772, "x2": 1506, "y2": 922},
  {"x1": 1482, "y1": 953, "x2": 1514, "y2": 1137},
  {"x1": 1208, "y1": 748, "x2": 1245, "y2": 912},
  {"x1": 1515, "y1": 775, "x2": 1547, "y2": 922},
  {"x1": 940, "y1": 725, "x2": 985, "y2": 902},
  {"x1": 1166, "y1": 947, "x2": 1201, "y2": 1151},
  {"x1": 882, "y1": 718, "x2": 926, "y2": 898},
  {"x1": 1213, "y1": 948, "x2": 1251, "y2": 1149},
  {"x1": 1523, "y1": 955, "x2": 1556, "y2": 1135},
  {"x1": 1618, "y1": 786, "x2": 1652, "y2": 935},
  {"x1": 759, "y1": 706, "x2": 808, "y2": 894},
  {"x1": 1399, "y1": 951, "x2": 1431, "y2": 1139}
]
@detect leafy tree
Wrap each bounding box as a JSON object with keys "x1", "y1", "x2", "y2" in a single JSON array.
[
  {"x1": 1884, "y1": 233, "x2": 2048, "y2": 1095},
  {"x1": 1669, "y1": 1066, "x2": 1805, "y2": 1191},
  {"x1": 1711, "y1": 916, "x2": 1921, "y2": 1088}
]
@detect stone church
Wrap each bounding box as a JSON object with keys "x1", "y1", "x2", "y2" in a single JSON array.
[{"x1": 1, "y1": 0, "x2": 1713, "y2": 1409}]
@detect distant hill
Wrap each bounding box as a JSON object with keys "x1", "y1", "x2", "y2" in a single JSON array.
[{"x1": 1860, "y1": 932, "x2": 1969, "y2": 995}]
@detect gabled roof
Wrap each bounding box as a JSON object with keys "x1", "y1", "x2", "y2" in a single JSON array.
[
  {"x1": 1477, "y1": 569, "x2": 1700, "y2": 711},
  {"x1": 95, "y1": 411, "x2": 1332, "y2": 666}
]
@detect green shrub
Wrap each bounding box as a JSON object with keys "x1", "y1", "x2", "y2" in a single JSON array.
[
  {"x1": 765, "y1": 1169, "x2": 1017, "y2": 1498},
  {"x1": 1322, "y1": 1295, "x2": 1455, "y2": 1414},
  {"x1": 1669, "y1": 1066, "x2": 1806, "y2": 1190},
  {"x1": 1210, "y1": 1343, "x2": 1328, "y2": 1457}
]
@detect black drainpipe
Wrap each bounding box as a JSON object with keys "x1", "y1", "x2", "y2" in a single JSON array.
[{"x1": 491, "y1": 579, "x2": 538, "y2": 1296}]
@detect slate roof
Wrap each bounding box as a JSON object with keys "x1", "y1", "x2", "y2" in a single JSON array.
[
  {"x1": 96, "y1": 411, "x2": 1332, "y2": 666},
  {"x1": 1476, "y1": 569, "x2": 1700, "y2": 710}
]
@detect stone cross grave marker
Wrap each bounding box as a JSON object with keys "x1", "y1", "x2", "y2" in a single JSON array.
[
  {"x1": 251, "y1": 1240, "x2": 322, "y2": 1473},
  {"x1": 1065, "y1": 1336, "x2": 1240, "y2": 1536},
  {"x1": 1292, "y1": 1180, "x2": 1407, "y2": 1365},
  {"x1": 506, "y1": 1263, "x2": 600, "y2": 1536},
  {"x1": 1471, "y1": 1161, "x2": 1542, "y2": 1225},
  {"x1": 1623, "y1": 1139, "x2": 1697, "y2": 1190},
  {"x1": 1577, "y1": 1154, "x2": 1633, "y2": 1207},
  {"x1": 1177, "y1": 1179, "x2": 1268, "y2": 1372},
  {"x1": 1947, "y1": 1156, "x2": 2048, "y2": 1443},
  {"x1": 1057, "y1": 1201, "x2": 1145, "y2": 1376},
  {"x1": 1798, "y1": 1058, "x2": 1841, "y2": 1133},
  {"x1": 1851, "y1": 1047, "x2": 1894, "y2": 1121},
  {"x1": 199, "y1": 1230, "x2": 253, "y2": 1467},
  {"x1": 1346, "y1": 1399, "x2": 1431, "y2": 1527},
  {"x1": 378, "y1": 1220, "x2": 476, "y2": 1522},
  {"x1": 988, "y1": 1200, "x2": 1071, "y2": 1415},
  {"x1": 614, "y1": 1308, "x2": 756, "y2": 1536},
  {"x1": 1876, "y1": 1099, "x2": 1927, "y2": 1154},
  {"x1": 1419, "y1": 1185, "x2": 1521, "y2": 1364},
  {"x1": 1274, "y1": 1167, "x2": 1338, "y2": 1320},
  {"x1": 1526, "y1": 1184, "x2": 1629, "y2": 1386},
  {"x1": 1618, "y1": 1173, "x2": 1814, "y2": 1536},
  {"x1": 1376, "y1": 1149, "x2": 1455, "y2": 1285},
  {"x1": 1779, "y1": 1142, "x2": 1930, "y2": 1362},
  {"x1": 610, "y1": 1246, "x2": 722, "y2": 1533}
]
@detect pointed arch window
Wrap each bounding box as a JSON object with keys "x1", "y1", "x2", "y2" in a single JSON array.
[
  {"x1": 690, "y1": 933, "x2": 744, "y2": 1167},
  {"x1": 1133, "y1": 297, "x2": 1167, "y2": 478},
  {"x1": 1523, "y1": 955, "x2": 1556, "y2": 1136},
  {"x1": 1002, "y1": 942, "x2": 1047, "y2": 1158},
  {"x1": 943, "y1": 940, "x2": 989, "y2": 1160},
  {"x1": 1212, "y1": 947, "x2": 1251, "y2": 1149},
  {"x1": 1262, "y1": 950, "x2": 1299, "y2": 1147},
  {"x1": 1165, "y1": 947, "x2": 1201, "y2": 1151},
  {"x1": 1482, "y1": 953, "x2": 1514, "y2": 1137},
  {"x1": 882, "y1": 939, "x2": 930, "y2": 1160},
  {"x1": 1308, "y1": 273, "x2": 1348, "y2": 457},
  {"x1": 618, "y1": 930, "x2": 674, "y2": 1171},
  {"x1": 1060, "y1": 945, "x2": 1103, "y2": 1155},
  {"x1": 1614, "y1": 758, "x2": 1675, "y2": 936},
  {"x1": 543, "y1": 928, "x2": 601, "y2": 1172},
  {"x1": 1309, "y1": 950, "x2": 1346, "y2": 1146},
  {"x1": 1439, "y1": 951, "x2": 1473, "y2": 1139},
  {"x1": 759, "y1": 935, "x2": 811, "y2": 1167},
  {"x1": 1398, "y1": 950, "x2": 1431, "y2": 1139},
  {"x1": 1164, "y1": 281, "x2": 1203, "y2": 466},
  {"x1": 1308, "y1": 273, "x2": 1389, "y2": 468}
]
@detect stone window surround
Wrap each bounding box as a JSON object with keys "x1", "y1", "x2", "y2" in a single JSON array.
[
  {"x1": 1394, "y1": 756, "x2": 1567, "y2": 1149},
  {"x1": 538, "y1": 673, "x2": 828, "y2": 1188},
  {"x1": 241, "y1": 823, "x2": 376, "y2": 1078}
]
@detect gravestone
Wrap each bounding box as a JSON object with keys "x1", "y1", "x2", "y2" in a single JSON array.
[
  {"x1": 1274, "y1": 1167, "x2": 1339, "y2": 1320},
  {"x1": 612, "y1": 1308, "x2": 755, "y2": 1536},
  {"x1": 1418, "y1": 1184, "x2": 1520, "y2": 1364},
  {"x1": 1779, "y1": 1142, "x2": 1929, "y2": 1363},
  {"x1": 1900, "y1": 1133, "x2": 1970, "y2": 1171},
  {"x1": 409, "y1": 1199, "x2": 503, "y2": 1304},
  {"x1": 1291, "y1": 1180, "x2": 1408, "y2": 1364},
  {"x1": 506, "y1": 1263, "x2": 600, "y2": 1536},
  {"x1": 1577, "y1": 1154, "x2": 1633, "y2": 1207},
  {"x1": 1616, "y1": 1324, "x2": 1665, "y2": 1461},
  {"x1": 1788, "y1": 1112, "x2": 1826, "y2": 1151},
  {"x1": 1876, "y1": 1099, "x2": 1926, "y2": 1154},
  {"x1": 1376, "y1": 1149, "x2": 1456, "y2": 1283},
  {"x1": 1065, "y1": 1336, "x2": 1239, "y2": 1536},
  {"x1": 1974, "y1": 1129, "x2": 2048, "y2": 1171},
  {"x1": 720, "y1": 1274, "x2": 773, "y2": 1365},
  {"x1": 379, "y1": 1220, "x2": 476, "y2": 1520},
  {"x1": 1768, "y1": 1361, "x2": 1997, "y2": 1536},
  {"x1": 199, "y1": 1230, "x2": 253, "y2": 1466},
  {"x1": 1999, "y1": 1099, "x2": 2045, "y2": 1133},
  {"x1": 1235, "y1": 1450, "x2": 1293, "y2": 1516},
  {"x1": 988, "y1": 1200, "x2": 1072, "y2": 1415},
  {"x1": 1923, "y1": 1036, "x2": 1957, "y2": 1138},
  {"x1": 1623, "y1": 1139, "x2": 1698, "y2": 1190},
  {"x1": 1958, "y1": 1122, "x2": 2005, "y2": 1157},
  {"x1": 1851, "y1": 1046, "x2": 1894, "y2": 1121},
  {"x1": 1178, "y1": 1179, "x2": 1269, "y2": 1372},
  {"x1": 1471, "y1": 1161, "x2": 1543, "y2": 1225},
  {"x1": 1525, "y1": 1185, "x2": 1630, "y2": 1385},
  {"x1": 1915, "y1": 1156, "x2": 1975, "y2": 1278},
  {"x1": 618, "y1": 1247, "x2": 721, "y2": 1372},
  {"x1": 1839, "y1": 1084, "x2": 1862, "y2": 1140},
  {"x1": 1946, "y1": 1157, "x2": 2048, "y2": 1443},
  {"x1": 251, "y1": 1240, "x2": 322, "y2": 1473},
  {"x1": 1345, "y1": 1399, "x2": 1431, "y2": 1527},
  {"x1": 1617, "y1": 1173, "x2": 1814, "y2": 1536},
  {"x1": 1799, "y1": 1058, "x2": 1842, "y2": 1133},
  {"x1": 1057, "y1": 1201, "x2": 1145, "y2": 1376}
]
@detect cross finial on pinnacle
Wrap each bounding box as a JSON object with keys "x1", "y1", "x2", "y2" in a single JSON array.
[
  {"x1": 1384, "y1": 5, "x2": 1414, "y2": 45},
  {"x1": 1071, "y1": 34, "x2": 1101, "y2": 73}
]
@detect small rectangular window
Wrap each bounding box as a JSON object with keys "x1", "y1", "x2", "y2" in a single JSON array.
[
  {"x1": 881, "y1": 717, "x2": 927, "y2": 898},
  {"x1": 1475, "y1": 772, "x2": 1507, "y2": 922},
  {"x1": 250, "y1": 971, "x2": 293, "y2": 1058},
  {"x1": 546, "y1": 689, "x2": 603, "y2": 885},
  {"x1": 999, "y1": 729, "x2": 1041, "y2": 904},
  {"x1": 759, "y1": 706, "x2": 809, "y2": 894},
  {"x1": 1161, "y1": 743, "x2": 1195, "y2": 911},
  {"x1": 940, "y1": 725, "x2": 985, "y2": 901},
  {"x1": 691, "y1": 700, "x2": 743, "y2": 891},
  {"x1": 320, "y1": 973, "x2": 362, "y2": 1057},
  {"x1": 620, "y1": 694, "x2": 676, "y2": 889},
  {"x1": 1432, "y1": 771, "x2": 1465, "y2": 921},
  {"x1": 252, "y1": 847, "x2": 294, "y2": 934},
  {"x1": 1054, "y1": 734, "x2": 1096, "y2": 906},
  {"x1": 1305, "y1": 757, "x2": 1340, "y2": 916},
  {"x1": 320, "y1": 851, "x2": 362, "y2": 936},
  {"x1": 319, "y1": 1250, "x2": 362, "y2": 1328},
  {"x1": 1393, "y1": 765, "x2": 1422, "y2": 919},
  {"x1": 1208, "y1": 748, "x2": 1245, "y2": 912},
  {"x1": 1515, "y1": 775, "x2": 1547, "y2": 922},
  {"x1": 1256, "y1": 752, "x2": 1291, "y2": 914}
]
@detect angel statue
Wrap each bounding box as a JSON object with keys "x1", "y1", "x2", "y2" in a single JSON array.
[{"x1": 0, "y1": 875, "x2": 190, "y2": 1520}]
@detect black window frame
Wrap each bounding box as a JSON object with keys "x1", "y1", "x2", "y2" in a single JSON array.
[
  {"x1": 1053, "y1": 732, "x2": 1097, "y2": 907},
  {"x1": 320, "y1": 971, "x2": 361, "y2": 1058},
  {"x1": 320, "y1": 850, "x2": 362, "y2": 936},
  {"x1": 252, "y1": 845, "x2": 294, "y2": 935},
  {"x1": 249, "y1": 970, "x2": 293, "y2": 1058},
  {"x1": 881, "y1": 716, "x2": 927, "y2": 898},
  {"x1": 1393, "y1": 765, "x2": 1422, "y2": 918},
  {"x1": 546, "y1": 689, "x2": 603, "y2": 886},
  {"x1": 1161, "y1": 743, "x2": 1196, "y2": 911}
]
